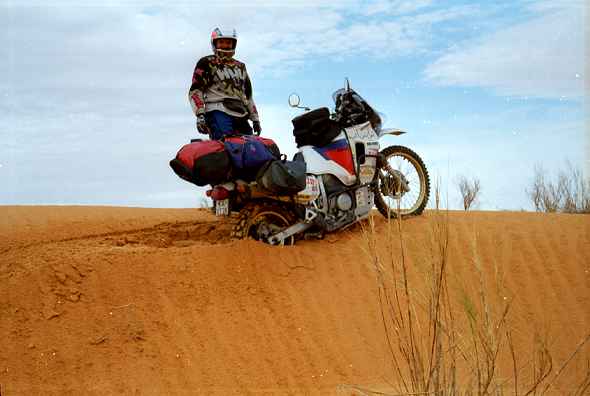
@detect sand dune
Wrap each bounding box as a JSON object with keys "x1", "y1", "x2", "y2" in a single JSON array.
[{"x1": 1, "y1": 206, "x2": 588, "y2": 395}]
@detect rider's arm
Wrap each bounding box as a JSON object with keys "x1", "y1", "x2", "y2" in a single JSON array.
[
  {"x1": 188, "y1": 57, "x2": 211, "y2": 116},
  {"x1": 243, "y1": 68, "x2": 259, "y2": 122}
]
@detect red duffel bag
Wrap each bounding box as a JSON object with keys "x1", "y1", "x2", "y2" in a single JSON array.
[{"x1": 169, "y1": 140, "x2": 231, "y2": 186}]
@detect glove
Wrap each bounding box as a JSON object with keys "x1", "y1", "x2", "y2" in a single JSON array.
[
  {"x1": 196, "y1": 114, "x2": 210, "y2": 135},
  {"x1": 252, "y1": 121, "x2": 262, "y2": 135}
]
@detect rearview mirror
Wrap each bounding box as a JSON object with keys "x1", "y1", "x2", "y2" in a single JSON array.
[{"x1": 288, "y1": 93, "x2": 300, "y2": 107}]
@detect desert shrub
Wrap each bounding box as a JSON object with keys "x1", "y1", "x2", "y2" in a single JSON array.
[
  {"x1": 456, "y1": 175, "x2": 481, "y2": 211},
  {"x1": 527, "y1": 163, "x2": 590, "y2": 214},
  {"x1": 354, "y1": 187, "x2": 590, "y2": 395}
]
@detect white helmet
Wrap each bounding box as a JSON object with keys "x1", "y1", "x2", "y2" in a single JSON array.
[{"x1": 210, "y1": 27, "x2": 237, "y2": 59}]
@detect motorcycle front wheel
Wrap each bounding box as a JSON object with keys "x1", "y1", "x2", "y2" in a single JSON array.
[{"x1": 374, "y1": 145, "x2": 430, "y2": 219}]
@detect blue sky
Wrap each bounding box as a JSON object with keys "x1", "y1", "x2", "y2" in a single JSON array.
[{"x1": 0, "y1": 0, "x2": 587, "y2": 210}]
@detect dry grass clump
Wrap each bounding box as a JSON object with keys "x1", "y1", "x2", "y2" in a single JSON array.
[
  {"x1": 355, "y1": 188, "x2": 590, "y2": 395},
  {"x1": 527, "y1": 163, "x2": 590, "y2": 214}
]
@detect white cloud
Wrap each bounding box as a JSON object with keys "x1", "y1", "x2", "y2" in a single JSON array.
[
  {"x1": 423, "y1": 2, "x2": 585, "y2": 99},
  {"x1": 0, "y1": 1, "x2": 485, "y2": 90},
  {"x1": 1, "y1": 1, "x2": 584, "y2": 208},
  {"x1": 362, "y1": 0, "x2": 434, "y2": 16}
]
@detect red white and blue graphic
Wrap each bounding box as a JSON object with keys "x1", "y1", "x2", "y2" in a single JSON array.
[{"x1": 314, "y1": 139, "x2": 355, "y2": 175}]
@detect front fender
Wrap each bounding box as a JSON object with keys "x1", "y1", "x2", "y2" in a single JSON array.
[{"x1": 380, "y1": 128, "x2": 406, "y2": 136}]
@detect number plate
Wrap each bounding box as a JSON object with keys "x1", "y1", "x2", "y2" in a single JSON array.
[{"x1": 215, "y1": 199, "x2": 229, "y2": 216}]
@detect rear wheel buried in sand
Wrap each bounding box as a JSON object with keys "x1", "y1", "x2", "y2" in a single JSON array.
[{"x1": 231, "y1": 201, "x2": 297, "y2": 245}]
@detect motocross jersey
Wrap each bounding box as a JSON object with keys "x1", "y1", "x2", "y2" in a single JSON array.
[{"x1": 188, "y1": 55, "x2": 259, "y2": 122}]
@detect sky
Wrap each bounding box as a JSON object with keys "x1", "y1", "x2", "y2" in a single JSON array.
[{"x1": 0, "y1": 0, "x2": 587, "y2": 210}]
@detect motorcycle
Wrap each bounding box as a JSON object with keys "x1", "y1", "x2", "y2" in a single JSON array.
[{"x1": 209, "y1": 79, "x2": 430, "y2": 245}]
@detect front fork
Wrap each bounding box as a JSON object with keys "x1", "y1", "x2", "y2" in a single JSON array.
[{"x1": 376, "y1": 153, "x2": 410, "y2": 196}]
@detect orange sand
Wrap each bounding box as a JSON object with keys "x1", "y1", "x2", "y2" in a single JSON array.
[{"x1": 1, "y1": 206, "x2": 588, "y2": 395}]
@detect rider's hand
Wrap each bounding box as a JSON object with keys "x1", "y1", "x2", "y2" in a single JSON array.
[
  {"x1": 196, "y1": 114, "x2": 210, "y2": 135},
  {"x1": 252, "y1": 121, "x2": 262, "y2": 135}
]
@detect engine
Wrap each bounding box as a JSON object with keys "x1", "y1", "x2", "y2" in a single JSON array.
[{"x1": 301, "y1": 174, "x2": 371, "y2": 232}]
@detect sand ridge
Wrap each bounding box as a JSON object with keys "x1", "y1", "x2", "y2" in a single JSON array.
[{"x1": 0, "y1": 206, "x2": 588, "y2": 394}]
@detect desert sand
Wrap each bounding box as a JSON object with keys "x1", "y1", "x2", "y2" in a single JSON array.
[{"x1": 1, "y1": 206, "x2": 588, "y2": 395}]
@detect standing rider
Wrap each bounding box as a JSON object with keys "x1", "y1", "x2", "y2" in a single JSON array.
[{"x1": 188, "y1": 27, "x2": 261, "y2": 140}]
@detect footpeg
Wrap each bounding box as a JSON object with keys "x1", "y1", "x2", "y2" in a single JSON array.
[{"x1": 267, "y1": 222, "x2": 313, "y2": 245}]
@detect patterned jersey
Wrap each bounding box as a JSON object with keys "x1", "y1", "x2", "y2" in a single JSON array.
[{"x1": 188, "y1": 55, "x2": 259, "y2": 122}]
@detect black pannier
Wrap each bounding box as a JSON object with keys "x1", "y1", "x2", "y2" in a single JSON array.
[
  {"x1": 292, "y1": 107, "x2": 341, "y2": 148},
  {"x1": 256, "y1": 159, "x2": 307, "y2": 195}
]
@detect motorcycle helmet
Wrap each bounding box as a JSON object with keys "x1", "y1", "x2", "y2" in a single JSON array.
[{"x1": 211, "y1": 27, "x2": 237, "y2": 59}]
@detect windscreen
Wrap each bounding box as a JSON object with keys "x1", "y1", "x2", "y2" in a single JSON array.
[{"x1": 332, "y1": 88, "x2": 382, "y2": 132}]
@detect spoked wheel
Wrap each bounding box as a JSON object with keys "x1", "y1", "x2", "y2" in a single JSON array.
[
  {"x1": 231, "y1": 201, "x2": 296, "y2": 245},
  {"x1": 375, "y1": 145, "x2": 430, "y2": 219}
]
